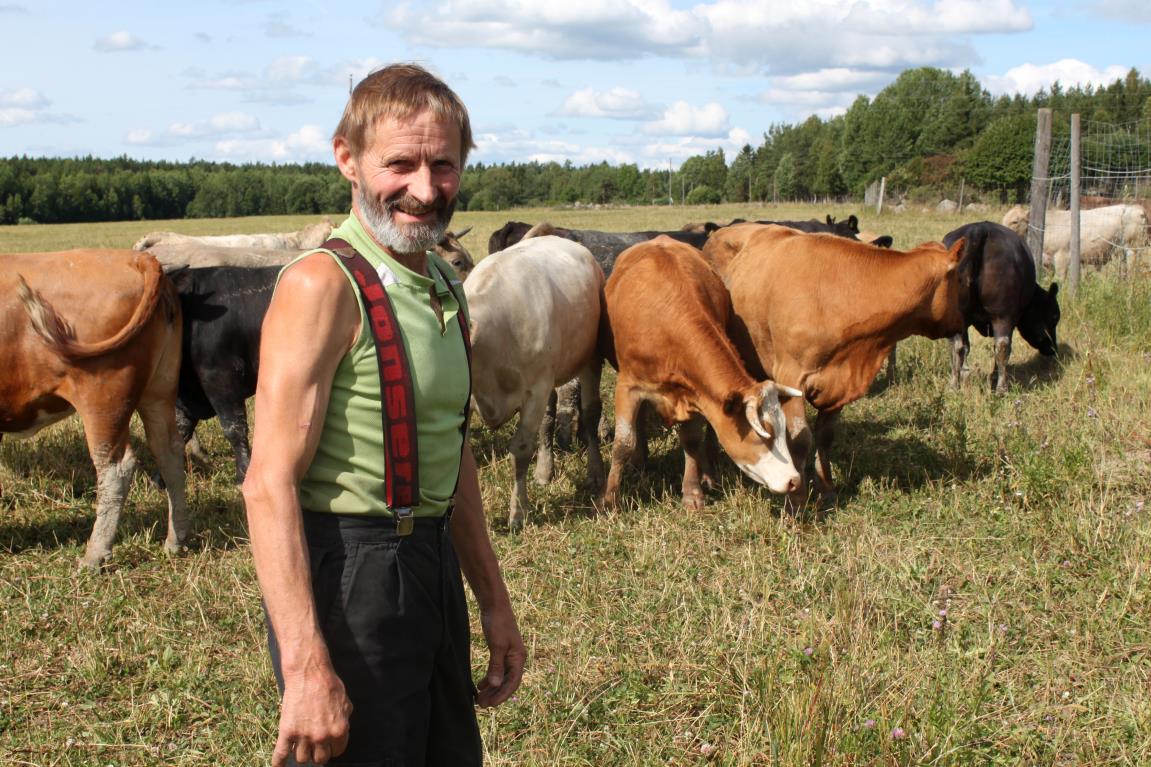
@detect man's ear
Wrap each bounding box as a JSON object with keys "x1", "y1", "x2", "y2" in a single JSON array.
[{"x1": 334, "y1": 137, "x2": 358, "y2": 185}]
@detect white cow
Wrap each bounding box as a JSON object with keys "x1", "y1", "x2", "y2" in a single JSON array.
[
  {"x1": 465, "y1": 235, "x2": 605, "y2": 530},
  {"x1": 132, "y1": 219, "x2": 334, "y2": 252},
  {"x1": 1003, "y1": 204, "x2": 1149, "y2": 278},
  {"x1": 142, "y1": 228, "x2": 476, "y2": 280}
]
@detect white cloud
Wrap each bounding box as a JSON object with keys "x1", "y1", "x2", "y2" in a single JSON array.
[
  {"x1": 557, "y1": 88, "x2": 660, "y2": 120},
  {"x1": 0, "y1": 88, "x2": 78, "y2": 127},
  {"x1": 94, "y1": 31, "x2": 153, "y2": 52},
  {"x1": 638, "y1": 127, "x2": 754, "y2": 166},
  {"x1": 643, "y1": 101, "x2": 730, "y2": 136},
  {"x1": 1086, "y1": 0, "x2": 1151, "y2": 23},
  {"x1": 771, "y1": 68, "x2": 892, "y2": 93},
  {"x1": 474, "y1": 127, "x2": 637, "y2": 165},
  {"x1": 384, "y1": 0, "x2": 701, "y2": 60},
  {"x1": 214, "y1": 125, "x2": 333, "y2": 162},
  {"x1": 265, "y1": 13, "x2": 307, "y2": 38},
  {"x1": 0, "y1": 87, "x2": 47, "y2": 109},
  {"x1": 168, "y1": 112, "x2": 261, "y2": 139},
  {"x1": 983, "y1": 59, "x2": 1131, "y2": 97}
]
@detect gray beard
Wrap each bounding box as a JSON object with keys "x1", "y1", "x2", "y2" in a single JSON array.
[{"x1": 357, "y1": 185, "x2": 454, "y2": 256}]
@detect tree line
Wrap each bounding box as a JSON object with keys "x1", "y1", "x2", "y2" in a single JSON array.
[{"x1": 3, "y1": 66, "x2": 1149, "y2": 225}]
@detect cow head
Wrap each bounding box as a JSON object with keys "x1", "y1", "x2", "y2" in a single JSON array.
[
  {"x1": 1018, "y1": 281, "x2": 1060, "y2": 355},
  {"x1": 1002, "y1": 205, "x2": 1029, "y2": 237},
  {"x1": 435, "y1": 227, "x2": 475, "y2": 282},
  {"x1": 718, "y1": 381, "x2": 803, "y2": 494}
]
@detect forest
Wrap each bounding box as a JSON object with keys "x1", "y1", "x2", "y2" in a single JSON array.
[{"x1": 2, "y1": 66, "x2": 1149, "y2": 224}]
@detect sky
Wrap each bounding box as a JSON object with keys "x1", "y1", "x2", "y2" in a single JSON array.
[{"x1": 1, "y1": 0, "x2": 1148, "y2": 171}]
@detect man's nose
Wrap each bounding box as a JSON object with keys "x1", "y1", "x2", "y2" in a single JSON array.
[{"x1": 406, "y1": 163, "x2": 437, "y2": 204}]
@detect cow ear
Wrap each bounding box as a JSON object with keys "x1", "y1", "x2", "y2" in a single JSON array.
[
  {"x1": 1048, "y1": 281, "x2": 1059, "y2": 297},
  {"x1": 455, "y1": 225, "x2": 473, "y2": 239},
  {"x1": 946, "y1": 236, "x2": 966, "y2": 265},
  {"x1": 848, "y1": 215, "x2": 859, "y2": 231}
]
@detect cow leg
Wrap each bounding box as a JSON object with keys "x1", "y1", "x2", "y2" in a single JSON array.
[
  {"x1": 602, "y1": 386, "x2": 641, "y2": 510},
  {"x1": 577, "y1": 362, "x2": 605, "y2": 494},
  {"x1": 81, "y1": 433, "x2": 137, "y2": 571},
  {"x1": 990, "y1": 322, "x2": 1014, "y2": 394},
  {"x1": 629, "y1": 401, "x2": 650, "y2": 471},
  {"x1": 812, "y1": 409, "x2": 842, "y2": 508},
  {"x1": 153, "y1": 406, "x2": 200, "y2": 489},
  {"x1": 533, "y1": 388, "x2": 558, "y2": 485},
  {"x1": 553, "y1": 378, "x2": 580, "y2": 451},
  {"x1": 782, "y1": 397, "x2": 812, "y2": 514},
  {"x1": 508, "y1": 388, "x2": 550, "y2": 531},
  {"x1": 137, "y1": 395, "x2": 191, "y2": 558},
  {"x1": 207, "y1": 395, "x2": 253, "y2": 484},
  {"x1": 677, "y1": 415, "x2": 708, "y2": 510},
  {"x1": 699, "y1": 423, "x2": 720, "y2": 491},
  {"x1": 950, "y1": 328, "x2": 971, "y2": 388}
]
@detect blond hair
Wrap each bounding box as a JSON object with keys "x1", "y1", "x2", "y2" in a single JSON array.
[{"x1": 334, "y1": 63, "x2": 475, "y2": 165}]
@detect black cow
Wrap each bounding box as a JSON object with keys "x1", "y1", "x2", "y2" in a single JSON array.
[
  {"x1": 943, "y1": 221, "x2": 1060, "y2": 393},
  {"x1": 691, "y1": 214, "x2": 894, "y2": 247},
  {"x1": 487, "y1": 221, "x2": 709, "y2": 275},
  {"x1": 167, "y1": 266, "x2": 278, "y2": 482}
]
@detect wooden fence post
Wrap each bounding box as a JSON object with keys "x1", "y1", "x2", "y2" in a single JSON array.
[
  {"x1": 1069, "y1": 113, "x2": 1081, "y2": 294},
  {"x1": 1027, "y1": 108, "x2": 1053, "y2": 273}
]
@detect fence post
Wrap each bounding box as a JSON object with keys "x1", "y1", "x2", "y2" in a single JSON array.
[
  {"x1": 876, "y1": 176, "x2": 886, "y2": 216},
  {"x1": 1027, "y1": 108, "x2": 1053, "y2": 273},
  {"x1": 1069, "y1": 113, "x2": 1081, "y2": 294}
]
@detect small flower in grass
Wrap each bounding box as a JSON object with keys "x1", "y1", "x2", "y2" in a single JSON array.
[
  {"x1": 863, "y1": 719, "x2": 876, "y2": 730},
  {"x1": 1087, "y1": 407, "x2": 1098, "y2": 419},
  {"x1": 891, "y1": 726, "x2": 906, "y2": 740},
  {"x1": 932, "y1": 619, "x2": 943, "y2": 631},
  {"x1": 803, "y1": 646, "x2": 814, "y2": 657},
  {"x1": 700, "y1": 742, "x2": 717, "y2": 757}
]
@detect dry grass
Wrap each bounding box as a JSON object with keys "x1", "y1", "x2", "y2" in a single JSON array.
[{"x1": 1, "y1": 205, "x2": 1149, "y2": 766}]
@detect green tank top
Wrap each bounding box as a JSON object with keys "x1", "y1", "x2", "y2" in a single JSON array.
[{"x1": 282, "y1": 214, "x2": 470, "y2": 517}]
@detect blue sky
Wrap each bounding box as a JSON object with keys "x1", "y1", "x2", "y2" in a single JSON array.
[{"x1": 1, "y1": 0, "x2": 1148, "y2": 170}]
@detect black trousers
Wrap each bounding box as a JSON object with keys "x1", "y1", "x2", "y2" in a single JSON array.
[{"x1": 268, "y1": 512, "x2": 482, "y2": 766}]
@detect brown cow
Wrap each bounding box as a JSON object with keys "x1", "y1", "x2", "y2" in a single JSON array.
[
  {"x1": 0, "y1": 250, "x2": 189, "y2": 569},
  {"x1": 601, "y1": 236, "x2": 802, "y2": 510},
  {"x1": 710, "y1": 225, "x2": 965, "y2": 509}
]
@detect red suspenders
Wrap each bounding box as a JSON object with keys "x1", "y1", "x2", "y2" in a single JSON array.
[{"x1": 321, "y1": 238, "x2": 471, "y2": 532}]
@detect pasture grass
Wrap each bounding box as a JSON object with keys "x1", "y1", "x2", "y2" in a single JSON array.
[{"x1": 1, "y1": 206, "x2": 1150, "y2": 765}]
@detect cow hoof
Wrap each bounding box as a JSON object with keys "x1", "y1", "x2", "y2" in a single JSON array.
[
  {"x1": 78, "y1": 554, "x2": 110, "y2": 574},
  {"x1": 533, "y1": 461, "x2": 554, "y2": 485},
  {"x1": 681, "y1": 493, "x2": 705, "y2": 511}
]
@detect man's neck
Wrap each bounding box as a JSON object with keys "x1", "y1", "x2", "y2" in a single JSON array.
[{"x1": 386, "y1": 248, "x2": 429, "y2": 277}]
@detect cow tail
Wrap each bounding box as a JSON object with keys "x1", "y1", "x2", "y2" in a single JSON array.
[{"x1": 17, "y1": 253, "x2": 168, "y2": 359}]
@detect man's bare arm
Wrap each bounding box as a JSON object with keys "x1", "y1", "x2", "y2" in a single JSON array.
[
  {"x1": 242, "y1": 253, "x2": 359, "y2": 766},
  {"x1": 451, "y1": 445, "x2": 526, "y2": 707}
]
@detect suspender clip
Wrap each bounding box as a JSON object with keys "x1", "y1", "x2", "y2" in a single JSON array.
[{"x1": 394, "y1": 507, "x2": 414, "y2": 536}]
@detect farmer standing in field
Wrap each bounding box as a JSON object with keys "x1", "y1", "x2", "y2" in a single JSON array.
[{"x1": 242, "y1": 63, "x2": 525, "y2": 766}]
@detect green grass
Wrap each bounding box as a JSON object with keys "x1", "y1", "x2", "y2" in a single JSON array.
[{"x1": 2, "y1": 206, "x2": 1149, "y2": 765}]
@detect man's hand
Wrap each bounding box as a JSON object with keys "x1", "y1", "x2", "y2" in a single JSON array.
[
  {"x1": 475, "y1": 602, "x2": 526, "y2": 708},
  {"x1": 273, "y1": 665, "x2": 353, "y2": 766}
]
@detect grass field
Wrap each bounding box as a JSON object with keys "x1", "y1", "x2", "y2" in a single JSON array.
[{"x1": 1, "y1": 204, "x2": 1149, "y2": 766}]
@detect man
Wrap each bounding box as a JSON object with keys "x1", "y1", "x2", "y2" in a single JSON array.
[{"x1": 243, "y1": 63, "x2": 525, "y2": 766}]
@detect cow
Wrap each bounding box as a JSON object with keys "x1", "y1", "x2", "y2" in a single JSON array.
[
  {"x1": 687, "y1": 215, "x2": 893, "y2": 248},
  {"x1": 465, "y1": 236, "x2": 606, "y2": 530},
  {"x1": 486, "y1": 220, "x2": 708, "y2": 274},
  {"x1": 711, "y1": 225, "x2": 966, "y2": 509},
  {"x1": 132, "y1": 218, "x2": 334, "y2": 252},
  {"x1": 144, "y1": 228, "x2": 475, "y2": 276},
  {"x1": 164, "y1": 232, "x2": 476, "y2": 483},
  {"x1": 601, "y1": 236, "x2": 802, "y2": 510},
  {"x1": 942, "y1": 222, "x2": 1060, "y2": 393},
  {"x1": 0, "y1": 250, "x2": 189, "y2": 570},
  {"x1": 1002, "y1": 204, "x2": 1149, "y2": 278},
  {"x1": 166, "y1": 266, "x2": 279, "y2": 483}
]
